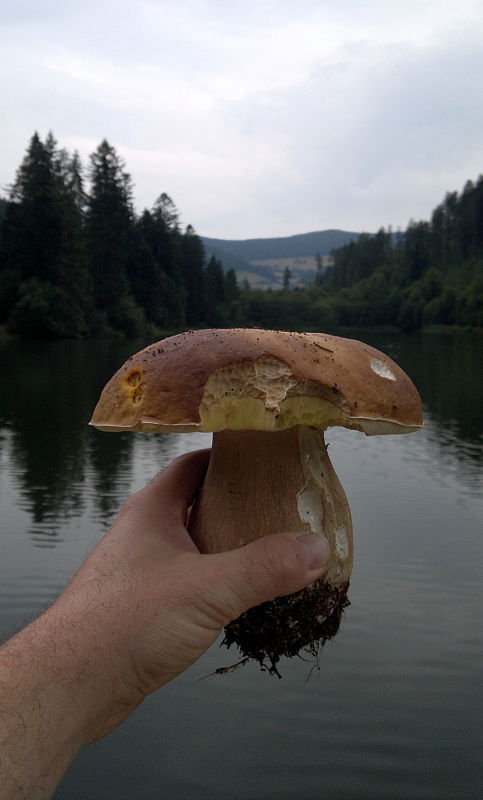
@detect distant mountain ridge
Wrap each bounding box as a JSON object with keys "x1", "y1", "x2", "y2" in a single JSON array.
[
  {"x1": 201, "y1": 228, "x2": 361, "y2": 289},
  {"x1": 202, "y1": 229, "x2": 361, "y2": 261}
]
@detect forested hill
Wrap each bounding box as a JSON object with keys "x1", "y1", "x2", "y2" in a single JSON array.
[
  {"x1": 317, "y1": 177, "x2": 483, "y2": 330},
  {"x1": 0, "y1": 130, "x2": 481, "y2": 338},
  {"x1": 202, "y1": 230, "x2": 360, "y2": 263},
  {"x1": 202, "y1": 230, "x2": 360, "y2": 288},
  {"x1": 198, "y1": 176, "x2": 482, "y2": 332}
]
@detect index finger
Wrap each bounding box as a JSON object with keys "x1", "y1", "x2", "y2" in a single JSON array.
[{"x1": 140, "y1": 448, "x2": 211, "y2": 524}]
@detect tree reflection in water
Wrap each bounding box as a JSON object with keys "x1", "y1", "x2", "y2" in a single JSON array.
[{"x1": 1, "y1": 332, "x2": 482, "y2": 545}]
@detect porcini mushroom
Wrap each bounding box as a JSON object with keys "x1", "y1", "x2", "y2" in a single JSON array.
[{"x1": 90, "y1": 328, "x2": 423, "y2": 674}]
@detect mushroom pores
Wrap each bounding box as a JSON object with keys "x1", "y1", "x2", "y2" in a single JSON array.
[{"x1": 90, "y1": 328, "x2": 423, "y2": 673}]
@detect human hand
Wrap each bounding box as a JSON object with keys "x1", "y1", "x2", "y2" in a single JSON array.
[
  {"x1": 55, "y1": 448, "x2": 330, "y2": 742},
  {"x1": 0, "y1": 449, "x2": 330, "y2": 800}
]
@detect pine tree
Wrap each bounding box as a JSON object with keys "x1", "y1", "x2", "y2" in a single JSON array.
[
  {"x1": 224, "y1": 268, "x2": 240, "y2": 303},
  {"x1": 59, "y1": 150, "x2": 86, "y2": 213},
  {"x1": 54, "y1": 147, "x2": 92, "y2": 324},
  {"x1": 1, "y1": 132, "x2": 90, "y2": 335},
  {"x1": 86, "y1": 140, "x2": 136, "y2": 330},
  {"x1": 150, "y1": 193, "x2": 181, "y2": 280},
  {"x1": 127, "y1": 215, "x2": 164, "y2": 325},
  {"x1": 402, "y1": 221, "x2": 431, "y2": 283},
  {"x1": 0, "y1": 199, "x2": 24, "y2": 323},
  {"x1": 180, "y1": 224, "x2": 205, "y2": 325},
  {"x1": 283, "y1": 266, "x2": 292, "y2": 290},
  {"x1": 7, "y1": 132, "x2": 63, "y2": 284},
  {"x1": 203, "y1": 255, "x2": 225, "y2": 324},
  {"x1": 134, "y1": 200, "x2": 186, "y2": 328},
  {"x1": 315, "y1": 252, "x2": 324, "y2": 286}
]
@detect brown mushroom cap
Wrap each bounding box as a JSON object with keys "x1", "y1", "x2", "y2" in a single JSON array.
[{"x1": 89, "y1": 328, "x2": 423, "y2": 436}]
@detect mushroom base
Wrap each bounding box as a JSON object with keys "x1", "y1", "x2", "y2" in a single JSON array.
[
  {"x1": 222, "y1": 578, "x2": 350, "y2": 677},
  {"x1": 189, "y1": 426, "x2": 353, "y2": 675}
]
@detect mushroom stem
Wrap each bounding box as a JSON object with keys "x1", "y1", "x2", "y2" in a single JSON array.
[{"x1": 188, "y1": 426, "x2": 353, "y2": 669}]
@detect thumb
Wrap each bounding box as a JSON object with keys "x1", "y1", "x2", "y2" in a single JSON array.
[{"x1": 204, "y1": 532, "x2": 331, "y2": 624}]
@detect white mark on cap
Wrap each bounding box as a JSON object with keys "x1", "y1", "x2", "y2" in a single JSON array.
[{"x1": 370, "y1": 357, "x2": 396, "y2": 381}]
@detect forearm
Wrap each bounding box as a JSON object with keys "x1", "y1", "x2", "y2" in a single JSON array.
[
  {"x1": 0, "y1": 450, "x2": 331, "y2": 799},
  {"x1": 0, "y1": 602, "x2": 119, "y2": 800}
]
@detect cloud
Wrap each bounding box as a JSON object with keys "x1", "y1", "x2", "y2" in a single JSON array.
[
  {"x1": 1, "y1": 0, "x2": 483, "y2": 237},
  {"x1": 223, "y1": 28, "x2": 483, "y2": 234}
]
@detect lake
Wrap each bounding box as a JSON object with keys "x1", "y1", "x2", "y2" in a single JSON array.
[{"x1": 0, "y1": 332, "x2": 482, "y2": 799}]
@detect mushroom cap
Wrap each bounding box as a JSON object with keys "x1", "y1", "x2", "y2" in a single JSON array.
[{"x1": 89, "y1": 328, "x2": 423, "y2": 436}]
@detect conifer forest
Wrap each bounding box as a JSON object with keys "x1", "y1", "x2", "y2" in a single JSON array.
[{"x1": 0, "y1": 132, "x2": 482, "y2": 338}]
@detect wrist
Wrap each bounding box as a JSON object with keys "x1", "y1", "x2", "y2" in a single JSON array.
[
  {"x1": 47, "y1": 588, "x2": 145, "y2": 743},
  {"x1": 1, "y1": 594, "x2": 139, "y2": 755},
  {"x1": 0, "y1": 609, "x2": 101, "y2": 799},
  {"x1": 1, "y1": 609, "x2": 106, "y2": 750}
]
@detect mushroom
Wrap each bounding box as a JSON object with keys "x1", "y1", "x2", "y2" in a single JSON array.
[{"x1": 90, "y1": 328, "x2": 423, "y2": 674}]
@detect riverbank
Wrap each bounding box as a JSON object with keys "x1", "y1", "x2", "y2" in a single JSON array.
[{"x1": 2, "y1": 322, "x2": 482, "y2": 347}]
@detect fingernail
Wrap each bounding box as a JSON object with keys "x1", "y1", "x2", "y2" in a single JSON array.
[{"x1": 296, "y1": 533, "x2": 330, "y2": 571}]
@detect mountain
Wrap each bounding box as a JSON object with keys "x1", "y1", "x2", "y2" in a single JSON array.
[{"x1": 201, "y1": 229, "x2": 361, "y2": 289}]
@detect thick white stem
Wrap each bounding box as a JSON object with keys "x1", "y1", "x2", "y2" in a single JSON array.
[{"x1": 189, "y1": 426, "x2": 353, "y2": 587}]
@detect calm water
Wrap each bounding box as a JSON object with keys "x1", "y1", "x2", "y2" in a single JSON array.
[{"x1": 0, "y1": 333, "x2": 482, "y2": 800}]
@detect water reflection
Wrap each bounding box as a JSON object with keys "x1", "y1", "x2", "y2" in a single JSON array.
[
  {"x1": 364, "y1": 331, "x2": 483, "y2": 447},
  {"x1": 357, "y1": 331, "x2": 483, "y2": 499},
  {"x1": 0, "y1": 338, "x2": 140, "y2": 543},
  {"x1": 411, "y1": 418, "x2": 483, "y2": 499},
  {"x1": 0, "y1": 333, "x2": 482, "y2": 547},
  {"x1": 88, "y1": 429, "x2": 135, "y2": 525},
  {"x1": 1, "y1": 334, "x2": 482, "y2": 800}
]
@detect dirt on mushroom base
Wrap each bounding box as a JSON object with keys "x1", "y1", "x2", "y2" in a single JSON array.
[{"x1": 222, "y1": 578, "x2": 351, "y2": 677}]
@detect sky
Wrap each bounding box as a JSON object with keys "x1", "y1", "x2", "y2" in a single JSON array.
[{"x1": 1, "y1": 0, "x2": 483, "y2": 239}]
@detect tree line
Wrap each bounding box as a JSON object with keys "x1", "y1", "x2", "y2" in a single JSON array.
[
  {"x1": 1, "y1": 131, "x2": 481, "y2": 338},
  {"x1": 0, "y1": 132, "x2": 239, "y2": 338},
  {"x1": 318, "y1": 177, "x2": 483, "y2": 330},
  {"x1": 223, "y1": 177, "x2": 483, "y2": 332}
]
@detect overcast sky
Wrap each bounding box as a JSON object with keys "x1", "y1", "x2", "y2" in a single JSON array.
[{"x1": 1, "y1": 0, "x2": 483, "y2": 239}]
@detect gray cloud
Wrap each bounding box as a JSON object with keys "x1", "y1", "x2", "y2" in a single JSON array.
[{"x1": 1, "y1": 0, "x2": 482, "y2": 237}]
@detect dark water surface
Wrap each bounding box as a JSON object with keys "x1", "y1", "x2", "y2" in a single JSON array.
[{"x1": 0, "y1": 333, "x2": 481, "y2": 799}]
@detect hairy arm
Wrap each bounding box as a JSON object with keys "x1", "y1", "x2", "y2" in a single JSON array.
[
  {"x1": 0, "y1": 606, "x2": 116, "y2": 799},
  {"x1": 0, "y1": 450, "x2": 329, "y2": 799}
]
